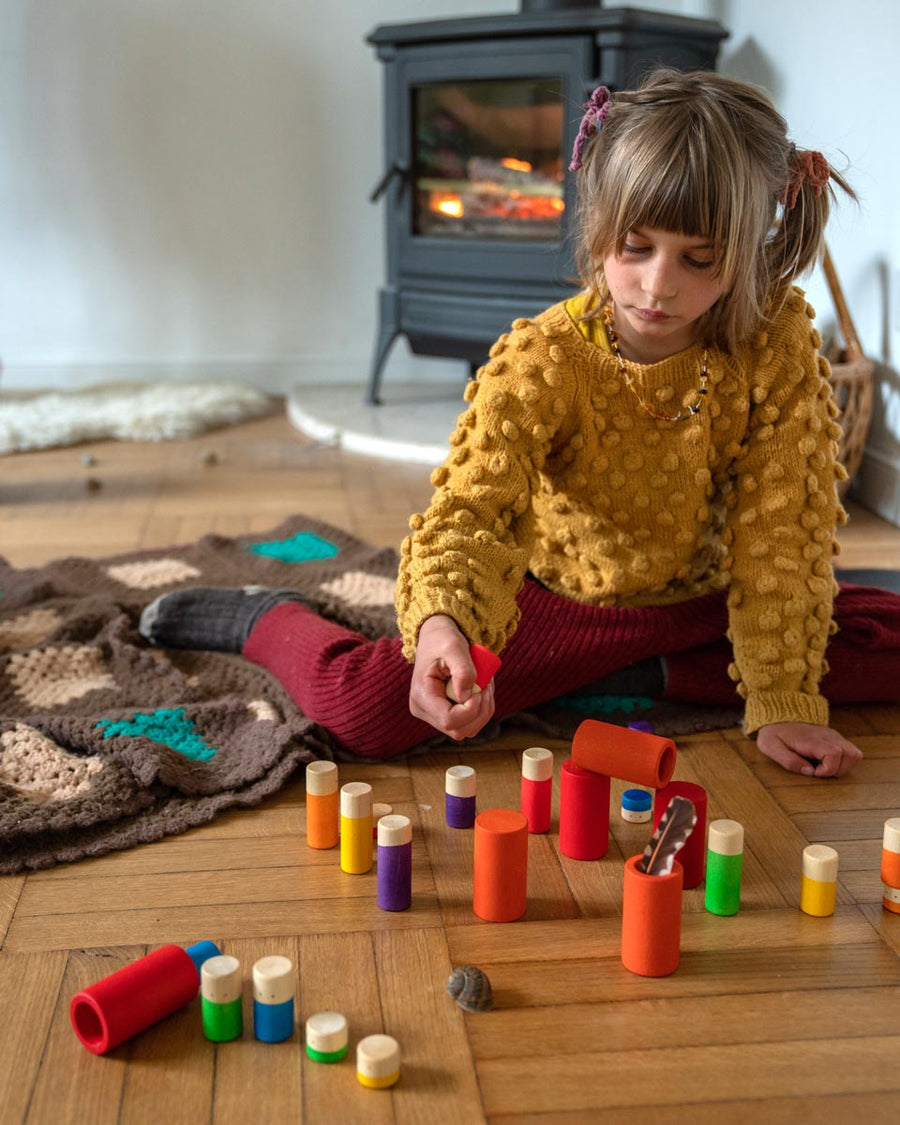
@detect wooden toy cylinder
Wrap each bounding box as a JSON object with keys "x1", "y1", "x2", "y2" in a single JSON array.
[
  {"x1": 621, "y1": 789, "x2": 652, "y2": 823},
  {"x1": 572, "y1": 719, "x2": 676, "y2": 789},
  {"x1": 69, "y1": 941, "x2": 218, "y2": 1055},
  {"x1": 881, "y1": 818, "x2": 900, "y2": 914},
  {"x1": 446, "y1": 644, "x2": 501, "y2": 703},
  {"x1": 201, "y1": 955, "x2": 243, "y2": 1042},
  {"x1": 621, "y1": 855, "x2": 684, "y2": 977},
  {"x1": 252, "y1": 955, "x2": 295, "y2": 1043},
  {"x1": 305, "y1": 1011, "x2": 349, "y2": 1063},
  {"x1": 340, "y1": 782, "x2": 373, "y2": 874},
  {"x1": 306, "y1": 761, "x2": 339, "y2": 850},
  {"x1": 445, "y1": 765, "x2": 476, "y2": 829},
  {"x1": 372, "y1": 802, "x2": 393, "y2": 839},
  {"x1": 473, "y1": 809, "x2": 528, "y2": 922},
  {"x1": 357, "y1": 1033, "x2": 401, "y2": 1088},
  {"x1": 558, "y1": 760, "x2": 610, "y2": 860},
  {"x1": 800, "y1": 844, "x2": 838, "y2": 917},
  {"x1": 470, "y1": 642, "x2": 501, "y2": 687},
  {"x1": 705, "y1": 819, "x2": 744, "y2": 916},
  {"x1": 653, "y1": 781, "x2": 707, "y2": 888},
  {"x1": 520, "y1": 747, "x2": 553, "y2": 834},
  {"x1": 377, "y1": 814, "x2": 413, "y2": 912}
]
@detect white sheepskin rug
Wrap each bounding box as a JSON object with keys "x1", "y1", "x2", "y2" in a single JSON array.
[{"x1": 0, "y1": 382, "x2": 275, "y2": 454}]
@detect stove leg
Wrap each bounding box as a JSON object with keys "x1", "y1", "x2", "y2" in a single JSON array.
[{"x1": 365, "y1": 289, "x2": 401, "y2": 405}]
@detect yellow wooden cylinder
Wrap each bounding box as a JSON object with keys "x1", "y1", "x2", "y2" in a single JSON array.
[
  {"x1": 800, "y1": 845, "x2": 838, "y2": 917},
  {"x1": 340, "y1": 783, "x2": 373, "y2": 874},
  {"x1": 800, "y1": 875, "x2": 837, "y2": 917}
]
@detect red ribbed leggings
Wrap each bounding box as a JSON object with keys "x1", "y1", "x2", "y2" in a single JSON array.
[{"x1": 241, "y1": 578, "x2": 900, "y2": 759}]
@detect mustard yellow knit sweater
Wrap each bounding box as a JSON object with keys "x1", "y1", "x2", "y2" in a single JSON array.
[{"x1": 395, "y1": 288, "x2": 848, "y2": 733}]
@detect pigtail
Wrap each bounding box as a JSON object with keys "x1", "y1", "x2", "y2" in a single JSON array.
[{"x1": 767, "y1": 148, "x2": 855, "y2": 293}]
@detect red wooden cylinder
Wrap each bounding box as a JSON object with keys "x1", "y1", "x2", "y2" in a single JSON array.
[
  {"x1": 653, "y1": 781, "x2": 707, "y2": 889},
  {"x1": 521, "y1": 778, "x2": 552, "y2": 834},
  {"x1": 521, "y1": 747, "x2": 554, "y2": 834},
  {"x1": 473, "y1": 808, "x2": 528, "y2": 922},
  {"x1": 70, "y1": 945, "x2": 201, "y2": 1054},
  {"x1": 572, "y1": 719, "x2": 676, "y2": 789},
  {"x1": 621, "y1": 856, "x2": 684, "y2": 977},
  {"x1": 558, "y1": 760, "x2": 610, "y2": 861}
]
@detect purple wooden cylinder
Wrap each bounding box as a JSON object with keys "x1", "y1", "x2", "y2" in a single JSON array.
[
  {"x1": 377, "y1": 815, "x2": 412, "y2": 912},
  {"x1": 445, "y1": 793, "x2": 476, "y2": 829},
  {"x1": 445, "y1": 765, "x2": 476, "y2": 829}
]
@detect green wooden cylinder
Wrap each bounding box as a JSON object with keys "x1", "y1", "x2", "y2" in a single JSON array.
[
  {"x1": 705, "y1": 849, "x2": 743, "y2": 916},
  {"x1": 202, "y1": 996, "x2": 243, "y2": 1042}
]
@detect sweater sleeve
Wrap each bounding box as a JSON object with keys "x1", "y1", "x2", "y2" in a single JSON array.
[
  {"x1": 395, "y1": 319, "x2": 572, "y2": 661},
  {"x1": 723, "y1": 291, "x2": 849, "y2": 733}
]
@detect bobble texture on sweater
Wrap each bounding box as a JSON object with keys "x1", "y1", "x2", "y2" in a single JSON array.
[{"x1": 396, "y1": 291, "x2": 845, "y2": 733}]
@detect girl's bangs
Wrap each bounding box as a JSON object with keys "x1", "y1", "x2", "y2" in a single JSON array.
[{"x1": 615, "y1": 145, "x2": 721, "y2": 246}]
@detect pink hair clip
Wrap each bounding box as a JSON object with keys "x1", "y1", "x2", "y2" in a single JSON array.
[
  {"x1": 569, "y1": 86, "x2": 612, "y2": 172},
  {"x1": 781, "y1": 149, "x2": 830, "y2": 209}
]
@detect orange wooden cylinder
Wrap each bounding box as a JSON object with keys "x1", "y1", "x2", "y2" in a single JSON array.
[
  {"x1": 473, "y1": 809, "x2": 528, "y2": 922},
  {"x1": 621, "y1": 855, "x2": 684, "y2": 977},
  {"x1": 883, "y1": 851, "x2": 900, "y2": 885},
  {"x1": 572, "y1": 719, "x2": 676, "y2": 789},
  {"x1": 882, "y1": 818, "x2": 900, "y2": 912},
  {"x1": 307, "y1": 791, "x2": 339, "y2": 849},
  {"x1": 305, "y1": 761, "x2": 339, "y2": 850}
]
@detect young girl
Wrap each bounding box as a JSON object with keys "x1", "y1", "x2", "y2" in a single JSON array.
[{"x1": 141, "y1": 68, "x2": 900, "y2": 777}]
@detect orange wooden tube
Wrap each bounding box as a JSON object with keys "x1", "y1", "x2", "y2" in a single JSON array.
[
  {"x1": 621, "y1": 855, "x2": 683, "y2": 977},
  {"x1": 473, "y1": 809, "x2": 528, "y2": 922},
  {"x1": 572, "y1": 719, "x2": 676, "y2": 789},
  {"x1": 305, "y1": 761, "x2": 339, "y2": 850}
]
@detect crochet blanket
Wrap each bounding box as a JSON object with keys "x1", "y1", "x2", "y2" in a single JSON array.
[{"x1": 0, "y1": 516, "x2": 739, "y2": 874}]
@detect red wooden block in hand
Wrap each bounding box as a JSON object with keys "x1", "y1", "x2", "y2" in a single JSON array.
[{"x1": 470, "y1": 643, "x2": 501, "y2": 690}]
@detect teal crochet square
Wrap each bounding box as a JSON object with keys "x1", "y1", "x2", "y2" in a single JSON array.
[
  {"x1": 552, "y1": 693, "x2": 654, "y2": 716},
  {"x1": 248, "y1": 531, "x2": 339, "y2": 564},
  {"x1": 96, "y1": 707, "x2": 217, "y2": 762}
]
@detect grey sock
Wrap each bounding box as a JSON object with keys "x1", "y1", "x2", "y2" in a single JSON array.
[{"x1": 139, "y1": 586, "x2": 304, "y2": 652}]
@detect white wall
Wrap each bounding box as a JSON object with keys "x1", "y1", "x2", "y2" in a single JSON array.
[
  {"x1": 2, "y1": 0, "x2": 899, "y2": 517},
  {"x1": 0, "y1": 0, "x2": 518, "y2": 388}
]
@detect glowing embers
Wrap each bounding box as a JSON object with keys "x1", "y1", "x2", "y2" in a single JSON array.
[{"x1": 420, "y1": 162, "x2": 565, "y2": 239}]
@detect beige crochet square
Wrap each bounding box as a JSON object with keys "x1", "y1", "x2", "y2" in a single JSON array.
[
  {"x1": 247, "y1": 699, "x2": 281, "y2": 722},
  {"x1": 319, "y1": 571, "x2": 396, "y2": 608},
  {"x1": 0, "y1": 607, "x2": 61, "y2": 653},
  {"x1": 8, "y1": 645, "x2": 118, "y2": 708},
  {"x1": 105, "y1": 558, "x2": 202, "y2": 590},
  {"x1": 0, "y1": 723, "x2": 103, "y2": 802}
]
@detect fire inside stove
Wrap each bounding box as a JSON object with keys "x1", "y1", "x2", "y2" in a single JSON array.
[{"x1": 413, "y1": 78, "x2": 565, "y2": 241}]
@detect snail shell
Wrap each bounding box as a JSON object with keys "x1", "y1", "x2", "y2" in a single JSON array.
[{"x1": 446, "y1": 965, "x2": 493, "y2": 1013}]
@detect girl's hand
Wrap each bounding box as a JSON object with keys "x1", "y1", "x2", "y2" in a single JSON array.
[
  {"x1": 409, "y1": 615, "x2": 495, "y2": 740},
  {"x1": 756, "y1": 722, "x2": 863, "y2": 778}
]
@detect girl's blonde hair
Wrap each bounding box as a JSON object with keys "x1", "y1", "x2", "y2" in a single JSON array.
[{"x1": 573, "y1": 68, "x2": 853, "y2": 351}]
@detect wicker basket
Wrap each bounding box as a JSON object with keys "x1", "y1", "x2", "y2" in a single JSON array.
[{"x1": 821, "y1": 246, "x2": 874, "y2": 498}]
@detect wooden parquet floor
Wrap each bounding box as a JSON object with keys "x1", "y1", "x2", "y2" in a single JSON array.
[{"x1": 1, "y1": 408, "x2": 899, "y2": 1124}]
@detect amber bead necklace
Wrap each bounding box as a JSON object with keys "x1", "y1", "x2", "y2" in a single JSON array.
[{"x1": 602, "y1": 304, "x2": 708, "y2": 423}]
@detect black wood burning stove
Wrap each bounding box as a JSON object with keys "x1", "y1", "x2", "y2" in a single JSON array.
[{"x1": 365, "y1": 1, "x2": 728, "y2": 403}]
